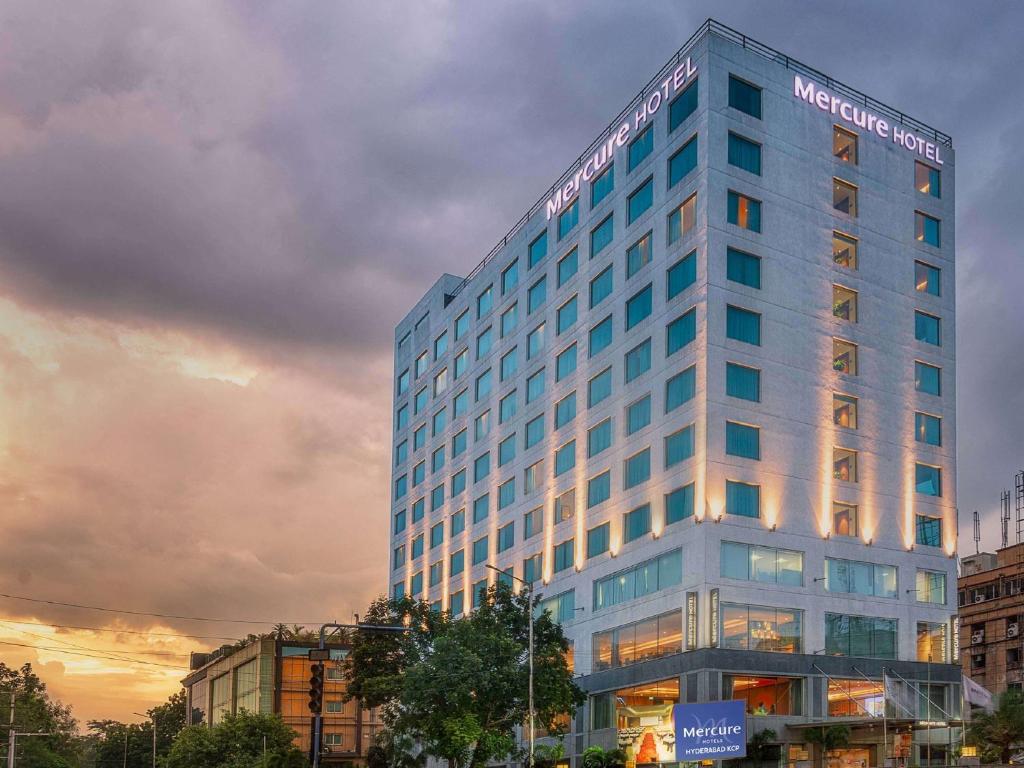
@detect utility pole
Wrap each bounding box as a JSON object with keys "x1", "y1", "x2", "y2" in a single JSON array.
[{"x1": 133, "y1": 711, "x2": 156, "y2": 768}]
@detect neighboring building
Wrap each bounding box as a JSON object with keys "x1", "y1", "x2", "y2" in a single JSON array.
[
  {"x1": 182, "y1": 638, "x2": 380, "y2": 764},
  {"x1": 959, "y1": 543, "x2": 1024, "y2": 696},
  {"x1": 388, "y1": 19, "x2": 958, "y2": 768}
]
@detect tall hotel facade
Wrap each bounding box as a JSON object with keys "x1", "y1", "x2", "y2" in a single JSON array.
[{"x1": 389, "y1": 21, "x2": 959, "y2": 768}]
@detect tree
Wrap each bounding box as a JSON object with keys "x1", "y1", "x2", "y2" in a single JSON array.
[
  {"x1": 580, "y1": 745, "x2": 626, "y2": 768},
  {"x1": 746, "y1": 728, "x2": 780, "y2": 768},
  {"x1": 164, "y1": 711, "x2": 308, "y2": 768},
  {"x1": 966, "y1": 688, "x2": 1024, "y2": 764},
  {"x1": 345, "y1": 583, "x2": 585, "y2": 768},
  {"x1": 805, "y1": 725, "x2": 850, "y2": 768},
  {"x1": 0, "y1": 662, "x2": 81, "y2": 768}
]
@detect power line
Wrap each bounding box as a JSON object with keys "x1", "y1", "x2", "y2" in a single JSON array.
[
  {"x1": 0, "y1": 640, "x2": 185, "y2": 669},
  {"x1": 0, "y1": 591, "x2": 328, "y2": 626},
  {"x1": 0, "y1": 622, "x2": 190, "y2": 660},
  {"x1": 0, "y1": 618, "x2": 239, "y2": 642}
]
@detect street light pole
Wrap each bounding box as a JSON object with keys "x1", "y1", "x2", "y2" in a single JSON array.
[
  {"x1": 133, "y1": 712, "x2": 156, "y2": 768},
  {"x1": 486, "y1": 565, "x2": 535, "y2": 768}
]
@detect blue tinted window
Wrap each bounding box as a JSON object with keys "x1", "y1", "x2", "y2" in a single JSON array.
[
  {"x1": 726, "y1": 480, "x2": 760, "y2": 518},
  {"x1": 472, "y1": 536, "x2": 488, "y2": 565},
  {"x1": 727, "y1": 248, "x2": 761, "y2": 288},
  {"x1": 592, "y1": 164, "x2": 614, "y2": 207},
  {"x1": 556, "y1": 343, "x2": 577, "y2": 381},
  {"x1": 665, "y1": 366, "x2": 696, "y2": 413},
  {"x1": 587, "y1": 522, "x2": 610, "y2": 558},
  {"x1": 668, "y1": 135, "x2": 698, "y2": 187},
  {"x1": 590, "y1": 266, "x2": 613, "y2": 308},
  {"x1": 498, "y1": 434, "x2": 516, "y2": 466},
  {"x1": 587, "y1": 471, "x2": 611, "y2": 507},
  {"x1": 668, "y1": 195, "x2": 696, "y2": 244},
  {"x1": 473, "y1": 452, "x2": 490, "y2": 482},
  {"x1": 916, "y1": 212, "x2": 941, "y2": 247},
  {"x1": 728, "y1": 133, "x2": 761, "y2": 175},
  {"x1": 587, "y1": 419, "x2": 613, "y2": 458},
  {"x1": 555, "y1": 392, "x2": 577, "y2": 430},
  {"x1": 451, "y1": 468, "x2": 466, "y2": 497},
  {"x1": 589, "y1": 316, "x2": 613, "y2": 357},
  {"x1": 915, "y1": 515, "x2": 942, "y2": 546},
  {"x1": 525, "y1": 414, "x2": 544, "y2": 448},
  {"x1": 501, "y1": 260, "x2": 519, "y2": 294},
  {"x1": 625, "y1": 284, "x2": 653, "y2": 330},
  {"x1": 477, "y1": 285, "x2": 493, "y2": 317},
  {"x1": 669, "y1": 79, "x2": 698, "y2": 131},
  {"x1": 393, "y1": 509, "x2": 406, "y2": 534},
  {"x1": 452, "y1": 429, "x2": 467, "y2": 457},
  {"x1": 528, "y1": 276, "x2": 547, "y2": 314},
  {"x1": 666, "y1": 308, "x2": 696, "y2": 356},
  {"x1": 553, "y1": 540, "x2": 574, "y2": 573},
  {"x1": 559, "y1": 199, "x2": 579, "y2": 240},
  {"x1": 726, "y1": 422, "x2": 761, "y2": 460},
  {"x1": 726, "y1": 363, "x2": 760, "y2": 402},
  {"x1": 727, "y1": 305, "x2": 761, "y2": 346},
  {"x1": 412, "y1": 497, "x2": 424, "y2": 522},
  {"x1": 728, "y1": 75, "x2": 761, "y2": 118},
  {"x1": 624, "y1": 449, "x2": 651, "y2": 489},
  {"x1": 498, "y1": 481, "x2": 515, "y2": 512},
  {"x1": 557, "y1": 296, "x2": 578, "y2": 334},
  {"x1": 451, "y1": 509, "x2": 465, "y2": 535},
  {"x1": 526, "y1": 369, "x2": 545, "y2": 403},
  {"x1": 554, "y1": 440, "x2": 576, "y2": 476},
  {"x1": 529, "y1": 231, "x2": 548, "y2": 268},
  {"x1": 591, "y1": 215, "x2": 614, "y2": 258},
  {"x1": 627, "y1": 177, "x2": 654, "y2": 224},
  {"x1": 915, "y1": 412, "x2": 942, "y2": 446},
  {"x1": 624, "y1": 339, "x2": 651, "y2": 383},
  {"x1": 558, "y1": 248, "x2": 578, "y2": 288},
  {"x1": 728, "y1": 191, "x2": 761, "y2": 233},
  {"x1": 500, "y1": 348, "x2": 517, "y2": 382},
  {"x1": 667, "y1": 251, "x2": 697, "y2": 299},
  {"x1": 915, "y1": 362, "x2": 941, "y2": 395},
  {"x1": 665, "y1": 483, "x2": 694, "y2": 524},
  {"x1": 664, "y1": 426, "x2": 694, "y2": 467},
  {"x1": 915, "y1": 311, "x2": 941, "y2": 346},
  {"x1": 473, "y1": 493, "x2": 489, "y2": 523},
  {"x1": 915, "y1": 463, "x2": 942, "y2": 496},
  {"x1": 628, "y1": 125, "x2": 653, "y2": 171},
  {"x1": 626, "y1": 395, "x2": 651, "y2": 436},
  {"x1": 589, "y1": 368, "x2": 612, "y2": 407},
  {"x1": 627, "y1": 233, "x2": 652, "y2": 278},
  {"x1": 623, "y1": 504, "x2": 651, "y2": 544}
]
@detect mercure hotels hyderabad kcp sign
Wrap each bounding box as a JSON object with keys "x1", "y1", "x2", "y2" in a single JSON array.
[{"x1": 673, "y1": 700, "x2": 747, "y2": 760}]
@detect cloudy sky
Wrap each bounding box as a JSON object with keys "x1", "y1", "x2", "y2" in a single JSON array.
[{"x1": 0, "y1": 0, "x2": 1021, "y2": 723}]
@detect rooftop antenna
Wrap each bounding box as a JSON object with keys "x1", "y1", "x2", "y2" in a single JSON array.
[
  {"x1": 1017, "y1": 470, "x2": 1024, "y2": 546},
  {"x1": 1001, "y1": 489, "x2": 1011, "y2": 549},
  {"x1": 973, "y1": 510, "x2": 981, "y2": 555}
]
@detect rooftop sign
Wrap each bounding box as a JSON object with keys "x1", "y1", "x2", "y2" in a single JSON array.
[
  {"x1": 794, "y1": 75, "x2": 944, "y2": 164},
  {"x1": 545, "y1": 57, "x2": 698, "y2": 219}
]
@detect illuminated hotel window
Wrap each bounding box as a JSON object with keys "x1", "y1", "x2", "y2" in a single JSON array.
[
  {"x1": 627, "y1": 177, "x2": 654, "y2": 225},
  {"x1": 728, "y1": 133, "x2": 761, "y2": 175},
  {"x1": 558, "y1": 198, "x2": 579, "y2": 241},
  {"x1": 555, "y1": 488, "x2": 576, "y2": 523},
  {"x1": 915, "y1": 161, "x2": 941, "y2": 198},
  {"x1": 590, "y1": 678, "x2": 680, "y2": 747},
  {"x1": 665, "y1": 365, "x2": 696, "y2": 412},
  {"x1": 668, "y1": 135, "x2": 698, "y2": 187},
  {"x1": 628, "y1": 124, "x2": 653, "y2": 171},
  {"x1": 916, "y1": 211, "x2": 941, "y2": 247},
  {"x1": 670, "y1": 77, "x2": 699, "y2": 129},
  {"x1": 728, "y1": 75, "x2": 761, "y2": 119},
  {"x1": 832, "y1": 285, "x2": 858, "y2": 322},
  {"x1": 825, "y1": 558, "x2": 896, "y2": 598},
  {"x1": 915, "y1": 260, "x2": 941, "y2": 296},
  {"x1": 721, "y1": 541, "x2": 803, "y2": 586},
  {"x1": 915, "y1": 412, "x2": 942, "y2": 446},
  {"x1": 828, "y1": 679, "x2": 883, "y2": 718},
  {"x1": 555, "y1": 392, "x2": 576, "y2": 430},
  {"x1": 593, "y1": 549, "x2": 681, "y2": 611},
  {"x1": 916, "y1": 514, "x2": 942, "y2": 546},
  {"x1": 825, "y1": 613, "x2": 896, "y2": 659},
  {"x1": 501, "y1": 260, "x2": 518, "y2": 295},
  {"x1": 833, "y1": 394, "x2": 858, "y2": 428},
  {"x1": 558, "y1": 247, "x2": 578, "y2": 288},
  {"x1": 587, "y1": 522, "x2": 610, "y2": 558},
  {"x1": 915, "y1": 463, "x2": 942, "y2": 496},
  {"x1": 916, "y1": 569, "x2": 947, "y2": 604},
  {"x1": 833, "y1": 178, "x2": 858, "y2": 216},
  {"x1": 666, "y1": 249, "x2": 696, "y2": 299},
  {"x1": 591, "y1": 164, "x2": 614, "y2": 207},
  {"x1": 832, "y1": 338, "x2": 858, "y2": 375},
  {"x1": 832, "y1": 231, "x2": 858, "y2": 269},
  {"x1": 523, "y1": 460, "x2": 542, "y2": 494},
  {"x1": 528, "y1": 230, "x2": 547, "y2": 269},
  {"x1": 726, "y1": 480, "x2": 760, "y2": 518},
  {"x1": 727, "y1": 247, "x2": 760, "y2": 289},
  {"x1": 721, "y1": 603, "x2": 802, "y2": 653},
  {"x1": 832, "y1": 502, "x2": 858, "y2": 537},
  {"x1": 917, "y1": 622, "x2": 947, "y2": 662},
  {"x1": 727, "y1": 191, "x2": 761, "y2": 232},
  {"x1": 915, "y1": 310, "x2": 941, "y2": 345},
  {"x1": 668, "y1": 193, "x2": 697, "y2": 243},
  {"x1": 725, "y1": 675, "x2": 802, "y2": 716},
  {"x1": 915, "y1": 361, "x2": 941, "y2": 396},
  {"x1": 592, "y1": 611, "x2": 683, "y2": 670},
  {"x1": 527, "y1": 276, "x2": 546, "y2": 314},
  {"x1": 590, "y1": 265, "x2": 613, "y2": 308},
  {"x1": 833, "y1": 447, "x2": 858, "y2": 482},
  {"x1": 833, "y1": 126, "x2": 858, "y2": 164}
]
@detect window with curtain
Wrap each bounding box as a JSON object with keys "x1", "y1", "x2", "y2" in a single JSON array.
[
  {"x1": 915, "y1": 211, "x2": 941, "y2": 247},
  {"x1": 592, "y1": 164, "x2": 614, "y2": 207},
  {"x1": 627, "y1": 232, "x2": 652, "y2": 279},
  {"x1": 626, "y1": 284, "x2": 653, "y2": 330},
  {"x1": 587, "y1": 418, "x2": 613, "y2": 458},
  {"x1": 558, "y1": 247, "x2": 578, "y2": 287},
  {"x1": 556, "y1": 343, "x2": 577, "y2": 381},
  {"x1": 589, "y1": 368, "x2": 613, "y2": 407},
  {"x1": 728, "y1": 191, "x2": 761, "y2": 232},
  {"x1": 669, "y1": 135, "x2": 698, "y2": 187},
  {"x1": 590, "y1": 266, "x2": 613, "y2": 308},
  {"x1": 555, "y1": 392, "x2": 577, "y2": 430},
  {"x1": 628, "y1": 177, "x2": 654, "y2": 225},
  {"x1": 670, "y1": 79, "x2": 699, "y2": 130},
  {"x1": 587, "y1": 471, "x2": 611, "y2": 508},
  {"x1": 665, "y1": 483, "x2": 694, "y2": 525},
  {"x1": 726, "y1": 480, "x2": 760, "y2": 518},
  {"x1": 624, "y1": 339, "x2": 652, "y2": 383},
  {"x1": 726, "y1": 362, "x2": 760, "y2": 401},
  {"x1": 587, "y1": 522, "x2": 610, "y2": 558},
  {"x1": 728, "y1": 75, "x2": 761, "y2": 118},
  {"x1": 665, "y1": 366, "x2": 696, "y2": 412},
  {"x1": 727, "y1": 248, "x2": 761, "y2": 288},
  {"x1": 589, "y1": 315, "x2": 614, "y2": 357},
  {"x1": 667, "y1": 250, "x2": 697, "y2": 299},
  {"x1": 664, "y1": 426, "x2": 694, "y2": 468},
  {"x1": 728, "y1": 133, "x2": 762, "y2": 175},
  {"x1": 668, "y1": 193, "x2": 697, "y2": 244},
  {"x1": 624, "y1": 448, "x2": 651, "y2": 489},
  {"x1": 591, "y1": 215, "x2": 614, "y2": 257},
  {"x1": 554, "y1": 440, "x2": 576, "y2": 476},
  {"x1": 666, "y1": 308, "x2": 696, "y2": 356},
  {"x1": 626, "y1": 395, "x2": 651, "y2": 435},
  {"x1": 528, "y1": 230, "x2": 547, "y2": 269},
  {"x1": 726, "y1": 422, "x2": 761, "y2": 460},
  {"x1": 623, "y1": 504, "x2": 651, "y2": 543},
  {"x1": 558, "y1": 198, "x2": 579, "y2": 240},
  {"x1": 727, "y1": 305, "x2": 761, "y2": 345},
  {"x1": 628, "y1": 125, "x2": 653, "y2": 171}
]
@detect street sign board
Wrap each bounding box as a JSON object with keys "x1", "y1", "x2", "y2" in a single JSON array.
[{"x1": 308, "y1": 648, "x2": 331, "y2": 661}]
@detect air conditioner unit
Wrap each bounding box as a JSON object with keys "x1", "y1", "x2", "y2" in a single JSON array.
[
  {"x1": 971, "y1": 631, "x2": 985, "y2": 645},
  {"x1": 1009, "y1": 623, "x2": 1020, "y2": 638},
  {"x1": 975, "y1": 593, "x2": 985, "y2": 603}
]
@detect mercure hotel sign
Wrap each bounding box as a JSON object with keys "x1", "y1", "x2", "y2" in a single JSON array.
[
  {"x1": 545, "y1": 57, "x2": 698, "y2": 220},
  {"x1": 793, "y1": 75, "x2": 945, "y2": 163}
]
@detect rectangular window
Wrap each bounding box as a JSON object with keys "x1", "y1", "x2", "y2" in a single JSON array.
[
  {"x1": 556, "y1": 343, "x2": 577, "y2": 382},
  {"x1": 915, "y1": 261, "x2": 941, "y2": 296},
  {"x1": 411, "y1": 534, "x2": 423, "y2": 560},
  {"x1": 587, "y1": 522, "x2": 610, "y2": 558},
  {"x1": 430, "y1": 521, "x2": 444, "y2": 549},
  {"x1": 833, "y1": 285, "x2": 858, "y2": 322},
  {"x1": 721, "y1": 541, "x2": 805, "y2": 586},
  {"x1": 454, "y1": 310, "x2": 469, "y2": 341},
  {"x1": 670, "y1": 79, "x2": 699, "y2": 130},
  {"x1": 500, "y1": 348, "x2": 517, "y2": 383},
  {"x1": 477, "y1": 285, "x2": 493, "y2": 317},
  {"x1": 557, "y1": 295, "x2": 578, "y2": 334},
  {"x1": 529, "y1": 231, "x2": 548, "y2": 269},
  {"x1": 832, "y1": 231, "x2": 858, "y2": 269},
  {"x1": 833, "y1": 339, "x2": 858, "y2": 375},
  {"x1": 915, "y1": 361, "x2": 941, "y2": 395},
  {"x1": 472, "y1": 536, "x2": 488, "y2": 565},
  {"x1": 433, "y1": 368, "x2": 448, "y2": 397},
  {"x1": 589, "y1": 265, "x2": 613, "y2": 308},
  {"x1": 412, "y1": 461, "x2": 425, "y2": 486},
  {"x1": 825, "y1": 614, "x2": 897, "y2": 659},
  {"x1": 451, "y1": 469, "x2": 466, "y2": 497},
  {"x1": 523, "y1": 554, "x2": 542, "y2": 585},
  {"x1": 727, "y1": 191, "x2": 761, "y2": 232},
  {"x1": 626, "y1": 395, "x2": 651, "y2": 435},
  {"x1": 501, "y1": 260, "x2": 519, "y2": 295},
  {"x1": 555, "y1": 391, "x2": 577, "y2": 430},
  {"x1": 727, "y1": 248, "x2": 761, "y2": 289},
  {"x1": 392, "y1": 545, "x2": 405, "y2": 570},
  {"x1": 722, "y1": 604, "x2": 802, "y2": 654},
  {"x1": 523, "y1": 459, "x2": 542, "y2": 494},
  {"x1": 626, "y1": 232, "x2": 652, "y2": 279},
  {"x1": 471, "y1": 579, "x2": 487, "y2": 609},
  {"x1": 825, "y1": 558, "x2": 897, "y2": 598},
  {"x1": 726, "y1": 422, "x2": 760, "y2": 460},
  {"x1": 393, "y1": 509, "x2": 406, "y2": 534},
  {"x1": 411, "y1": 497, "x2": 424, "y2": 523},
  {"x1": 726, "y1": 362, "x2": 760, "y2": 402},
  {"x1": 668, "y1": 193, "x2": 697, "y2": 244},
  {"x1": 726, "y1": 480, "x2": 760, "y2": 518},
  {"x1": 664, "y1": 425, "x2": 694, "y2": 467},
  {"x1": 728, "y1": 133, "x2": 761, "y2": 175},
  {"x1": 527, "y1": 276, "x2": 547, "y2": 314},
  {"x1": 557, "y1": 247, "x2": 578, "y2": 288},
  {"x1": 625, "y1": 284, "x2": 653, "y2": 330},
  {"x1": 665, "y1": 365, "x2": 696, "y2": 412},
  {"x1": 432, "y1": 446, "x2": 445, "y2": 472},
  {"x1": 833, "y1": 447, "x2": 858, "y2": 482},
  {"x1": 415, "y1": 351, "x2": 429, "y2": 379},
  {"x1": 593, "y1": 548, "x2": 681, "y2": 611},
  {"x1": 592, "y1": 610, "x2": 684, "y2": 670},
  {"x1": 472, "y1": 493, "x2": 489, "y2": 523},
  {"x1": 833, "y1": 126, "x2": 858, "y2": 164},
  {"x1": 916, "y1": 162, "x2": 941, "y2": 198},
  {"x1": 476, "y1": 327, "x2": 492, "y2": 359},
  {"x1": 668, "y1": 135, "x2": 698, "y2": 187},
  {"x1": 915, "y1": 311, "x2": 941, "y2": 346},
  {"x1": 555, "y1": 488, "x2": 575, "y2": 523},
  {"x1": 624, "y1": 448, "x2": 651, "y2": 489},
  {"x1": 666, "y1": 308, "x2": 696, "y2": 356},
  {"x1": 667, "y1": 250, "x2": 697, "y2": 299},
  {"x1": 452, "y1": 429, "x2": 467, "y2": 458},
  {"x1": 915, "y1": 463, "x2": 942, "y2": 496},
  {"x1": 414, "y1": 387, "x2": 428, "y2": 414},
  {"x1": 833, "y1": 393, "x2": 858, "y2": 428},
  {"x1": 628, "y1": 125, "x2": 653, "y2": 171},
  {"x1": 452, "y1": 388, "x2": 468, "y2": 418},
  {"x1": 449, "y1": 590, "x2": 464, "y2": 616},
  {"x1": 915, "y1": 412, "x2": 942, "y2": 446},
  {"x1": 591, "y1": 215, "x2": 614, "y2": 258},
  {"x1": 592, "y1": 164, "x2": 614, "y2": 207},
  {"x1": 498, "y1": 434, "x2": 516, "y2": 466},
  {"x1": 473, "y1": 452, "x2": 490, "y2": 483},
  {"x1": 623, "y1": 504, "x2": 651, "y2": 544},
  {"x1": 497, "y1": 521, "x2": 515, "y2": 551},
  {"x1": 554, "y1": 440, "x2": 576, "y2": 476},
  {"x1": 432, "y1": 408, "x2": 447, "y2": 436},
  {"x1": 728, "y1": 75, "x2": 761, "y2": 119},
  {"x1": 833, "y1": 178, "x2": 858, "y2": 216},
  {"x1": 587, "y1": 418, "x2": 613, "y2": 458},
  {"x1": 589, "y1": 367, "x2": 612, "y2": 407},
  {"x1": 916, "y1": 569, "x2": 947, "y2": 604},
  {"x1": 527, "y1": 322, "x2": 545, "y2": 359},
  {"x1": 524, "y1": 507, "x2": 543, "y2": 540},
  {"x1": 395, "y1": 440, "x2": 408, "y2": 466},
  {"x1": 916, "y1": 211, "x2": 941, "y2": 247},
  {"x1": 587, "y1": 471, "x2": 611, "y2": 507},
  {"x1": 396, "y1": 369, "x2": 409, "y2": 396},
  {"x1": 624, "y1": 338, "x2": 652, "y2": 383},
  {"x1": 526, "y1": 368, "x2": 545, "y2": 403},
  {"x1": 558, "y1": 198, "x2": 579, "y2": 240},
  {"x1": 475, "y1": 369, "x2": 492, "y2": 401},
  {"x1": 588, "y1": 315, "x2": 613, "y2": 357},
  {"x1": 727, "y1": 305, "x2": 761, "y2": 346},
  {"x1": 553, "y1": 539, "x2": 575, "y2": 573},
  {"x1": 413, "y1": 424, "x2": 426, "y2": 451},
  {"x1": 627, "y1": 177, "x2": 654, "y2": 224},
  {"x1": 524, "y1": 414, "x2": 544, "y2": 448},
  {"x1": 916, "y1": 514, "x2": 942, "y2": 546},
  {"x1": 500, "y1": 303, "x2": 518, "y2": 337},
  {"x1": 451, "y1": 509, "x2": 465, "y2": 535},
  {"x1": 665, "y1": 483, "x2": 695, "y2": 525},
  {"x1": 832, "y1": 502, "x2": 857, "y2": 537}
]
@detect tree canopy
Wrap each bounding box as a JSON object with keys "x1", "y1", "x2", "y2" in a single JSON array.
[
  {"x1": 966, "y1": 688, "x2": 1024, "y2": 763},
  {"x1": 164, "y1": 711, "x2": 307, "y2": 768},
  {"x1": 0, "y1": 662, "x2": 80, "y2": 768}
]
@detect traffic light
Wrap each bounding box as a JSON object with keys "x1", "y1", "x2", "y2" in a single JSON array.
[{"x1": 308, "y1": 662, "x2": 325, "y2": 714}]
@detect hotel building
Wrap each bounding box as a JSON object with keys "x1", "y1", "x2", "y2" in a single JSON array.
[{"x1": 388, "y1": 20, "x2": 959, "y2": 768}]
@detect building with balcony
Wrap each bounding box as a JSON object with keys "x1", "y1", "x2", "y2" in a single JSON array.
[{"x1": 388, "y1": 19, "x2": 960, "y2": 768}]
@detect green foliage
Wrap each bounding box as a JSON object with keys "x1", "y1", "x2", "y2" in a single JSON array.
[
  {"x1": 746, "y1": 728, "x2": 780, "y2": 768},
  {"x1": 966, "y1": 689, "x2": 1024, "y2": 764},
  {"x1": 581, "y1": 745, "x2": 626, "y2": 768},
  {"x1": 163, "y1": 711, "x2": 307, "y2": 768},
  {"x1": 805, "y1": 725, "x2": 850, "y2": 768},
  {"x1": 0, "y1": 662, "x2": 80, "y2": 768},
  {"x1": 346, "y1": 583, "x2": 584, "y2": 768},
  {"x1": 532, "y1": 743, "x2": 566, "y2": 768},
  {"x1": 81, "y1": 688, "x2": 187, "y2": 768}
]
